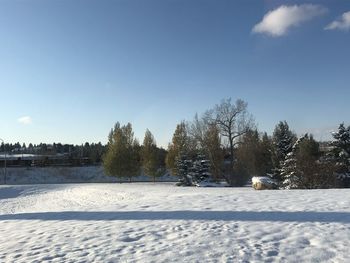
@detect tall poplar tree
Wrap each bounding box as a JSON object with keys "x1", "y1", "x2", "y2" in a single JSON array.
[
  {"x1": 142, "y1": 129, "x2": 160, "y2": 182},
  {"x1": 166, "y1": 121, "x2": 190, "y2": 175},
  {"x1": 203, "y1": 123, "x2": 224, "y2": 181},
  {"x1": 103, "y1": 122, "x2": 140, "y2": 181}
]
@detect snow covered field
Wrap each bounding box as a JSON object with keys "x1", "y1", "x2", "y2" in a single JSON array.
[
  {"x1": 4, "y1": 167, "x2": 177, "y2": 184},
  {"x1": 0, "y1": 183, "x2": 349, "y2": 262}
]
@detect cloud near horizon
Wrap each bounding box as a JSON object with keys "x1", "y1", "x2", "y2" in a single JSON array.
[
  {"x1": 325, "y1": 11, "x2": 350, "y2": 31},
  {"x1": 253, "y1": 4, "x2": 327, "y2": 37},
  {"x1": 18, "y1": 116, "x2": 32, "y2": 125}
]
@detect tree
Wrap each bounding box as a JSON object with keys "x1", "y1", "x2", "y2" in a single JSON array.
[
  {"x1": 189, "y1": 113, "x2": 206, "y2": 151},
  {"x1": 103, "y1": 122, "x2": 140, "y2": 181},
  {"x1": 235, "y1": 129, "x2": 260, "y2": 178},
  {"x1": 203, "y1": 123, "x2": 224, "y2": 181},
  {"x1": 271, "y1": 121, "x2": 296, "y2": 183},
  {"x1": 142, "y1": 129, "x2": 163, "y2": 182},
  {"x1": 169, "y1": 116, "x2": 222, "y2": 185},
  {"x1": 176, "y1": 154, "x2": 211, "y2": 186},
  {"x1": 330, "y1": 123, "x2": 350, "y2": 187},
  {"x1": 234, "y1": 130, "x2": 273, "y2": 185},
  {"x1": 207, "y1": 98, "x2": 254, "y2": 185},
  {"x1": 176, "y1": 154, "x2": 193, "y2": 186},
  {"x1": 166, "y1": 121, "x2": 191, "y2": 175},
  {"x1": 192, "y1": 155, "x2": 211, "y2": 183},
  {"x1": 188, "y1": 114, "x2": 224, "y2": 181},
  {"x1": 156, "y1": 147, "x2": 167, "y2": 173},
  {"x1": 259, "y1": 132, "x2": 274, "y2": 176},
  {"x1": 281, "y1": 134, "x2": 336, "y2": 189},
  {"x1": 281, "y1": 134, "x2": 308, "y2": 189}
]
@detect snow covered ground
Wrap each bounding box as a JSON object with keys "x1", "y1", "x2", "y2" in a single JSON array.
[
  {"x1": 4, "y1": 166, "x2": 177, "y2": 184},
  {"x1": 0, "y1": 183, "x2": 349, "y2": 262}
]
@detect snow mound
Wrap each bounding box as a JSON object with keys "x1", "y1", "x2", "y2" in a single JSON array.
[{"x1": 252, "y1": 176, "x2": 278, "y2": 190}]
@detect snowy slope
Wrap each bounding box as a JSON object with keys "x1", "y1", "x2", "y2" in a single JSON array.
[
  {"x1": 0, "y1": 184, "x2": 349, "y2": 262},
  {"x1": 4, "y1": 166, "x2": 177, "y2": 184}
]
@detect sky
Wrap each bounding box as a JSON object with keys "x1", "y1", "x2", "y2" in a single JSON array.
[{"x1": 0, "y1": 0, "x2": 349, "y2": 147}]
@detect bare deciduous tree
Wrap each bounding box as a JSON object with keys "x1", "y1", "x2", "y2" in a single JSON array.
[{"x1": 206, "y1": 98, "x2": 254, "y2": 185}]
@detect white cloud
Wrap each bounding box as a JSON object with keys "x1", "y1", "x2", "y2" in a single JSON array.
[
  {"x1": 325, "y1": 11, "x2": 350, "y2": 31},
  {"x1": 18, "y1": 116, "x2": 32, "y2": 125},
  {"x1": 253, "y1": 4, "x2": 327, "y2": 37}
]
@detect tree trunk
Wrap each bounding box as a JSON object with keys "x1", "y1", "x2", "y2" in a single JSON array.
[{"x1": 229, "y1": 136, "x2": 235, "y2": 186}]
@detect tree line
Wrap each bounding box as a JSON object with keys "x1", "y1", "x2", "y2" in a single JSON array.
[
  {"x1": 0, "y1": 142, "x2": 106, "y2": 164},
  {"x1": 102, "y1": 98, "x2": 350, "y2": 189}
]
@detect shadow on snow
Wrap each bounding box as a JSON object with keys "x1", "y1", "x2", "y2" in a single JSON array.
[{"x1": 0, "y1": 211, "x2": 349, "y2": 223}]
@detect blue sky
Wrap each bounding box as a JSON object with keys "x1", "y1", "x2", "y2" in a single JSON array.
[{"x1": 0, "y1": 0, "x2": 349, "y2": 147}]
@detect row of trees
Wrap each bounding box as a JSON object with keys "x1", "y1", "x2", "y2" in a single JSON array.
[
  {"x1": 261, "y1": 121, "x2": 350, "y2": 189},
  {"x1": 102, "y1": 98, "x2": 349, "y2": 188},
  {"x1": 103, "y1": 123, "x2": 166, "y2": 181},
  {"x1": 0, "y1": 142, "x2": 106, "y2": 164}
]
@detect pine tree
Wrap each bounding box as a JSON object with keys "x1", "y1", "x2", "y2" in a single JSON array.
[
  {"x1": 330, "y1": 123, "x2": 350, "y2": 187},
  {"x1": 176, "y1": 154, "x2": 193, "y2": 186},
  {"x1": 281, "y1": 134, "x2": 336, "y2": 189},
  {"x1": 272, "y1": 121, "x2": 296, "y2": 183},
  {"x1": 103, "y1": 122, "x2": 141, "y2": 181},
  {"x1": 281, "y1": 135, "x2": 307, "y2": 189},
  {"x1": 195, "y1": 155, "x2": 211, "y2": 183},
  {"x1": 176, "y1": 153, "x2": 211, "y2": 186}
]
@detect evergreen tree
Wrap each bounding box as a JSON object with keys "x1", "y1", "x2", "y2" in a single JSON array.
[
  {"x1": 330, "y1": 123, "x2": 350, "y2": 187},
  {"x1": 281, "y1": 135, "x2": 307, "y2": 189},
  {"x1": 176, "y1": 154, "x2": 211, "y2": 186},
  {"x1": 103, "y1": 122, "x2": 140, "y2": 181},
  {"x1": 90, "y1": 142, "x2": 105, "y2": 163},
  {"x1": 176, "y1": 154, "x2": 193, "y2": 186},
  {"x1": 281, "y1": 134, "x2": 336, "y2": 189},
  {"x1": 194, "y1": 155, "x2": 211, "y2": 182},
  {"x1": 272, "y1": 121, "x2": 296, "y2": 183}
]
